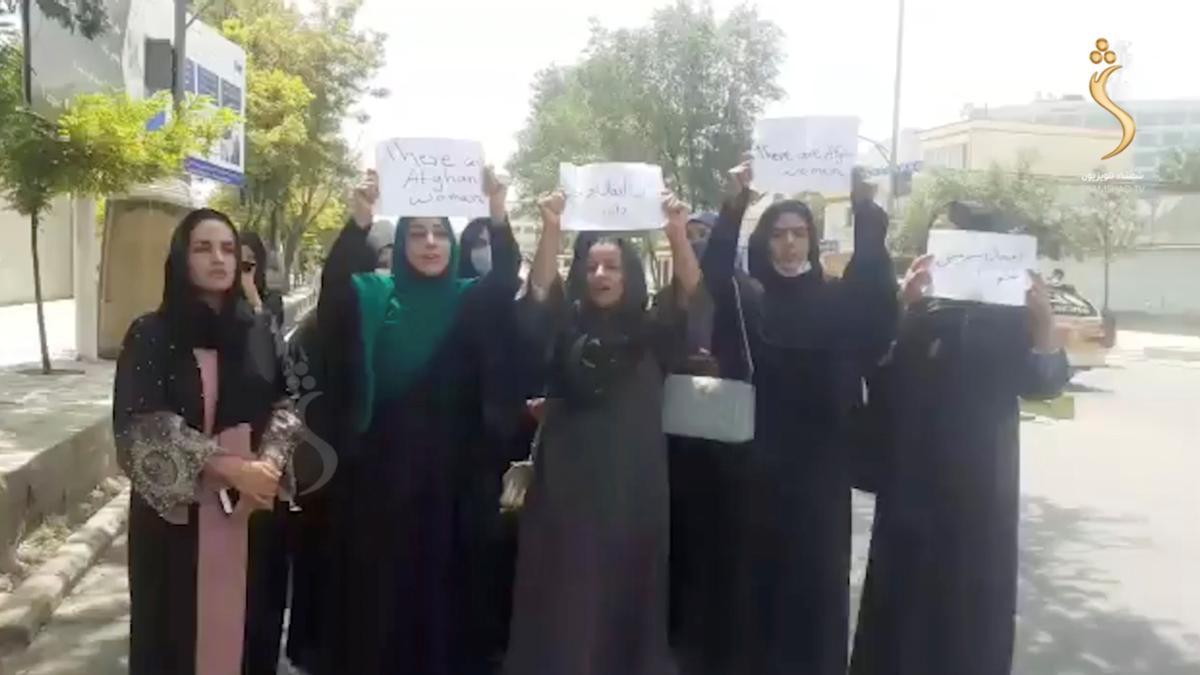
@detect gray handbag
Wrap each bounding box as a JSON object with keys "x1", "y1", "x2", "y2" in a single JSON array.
[
  {"x1": 661, "y1": 279, "x2": 756, "y2": 443},
  {"x1": 500, "y1": 424, "x2": 541, "y2": 513}
]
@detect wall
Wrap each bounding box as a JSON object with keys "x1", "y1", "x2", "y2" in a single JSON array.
[
  {"x1": 1041, "y1": 248, "x2": 1200, "y2": 317},
  {"x1": 969, "y1": 126, "x2": 1132, "y2": 177},
  {"x1": 0, "y1": 197, "x2": 75, "y2": 306}
]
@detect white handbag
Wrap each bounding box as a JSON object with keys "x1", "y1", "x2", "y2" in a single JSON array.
[{"x1": 662, "y1": 280, "x2": 756, "y2": 443}]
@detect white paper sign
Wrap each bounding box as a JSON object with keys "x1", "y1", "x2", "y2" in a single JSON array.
[
  {"x1": 927, "y1": 230, "x2": 1038, "y2": 306},
  {"x1": 752, "y1": 116, "x2": 859, "y2": 196},
  {"x1": 560, "y1": 163, "x2": 666, "y2": 231},
  {"x1": 376, "y1": 138, "x2": 488, "y2": 219}
]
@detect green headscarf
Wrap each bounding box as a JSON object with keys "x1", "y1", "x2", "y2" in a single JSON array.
[{"x1": 351, "y1": 217, "x2": 476, "y2": 432}]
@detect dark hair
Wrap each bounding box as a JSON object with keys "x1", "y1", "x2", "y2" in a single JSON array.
[
  {"x1": 160, "y1": 208, "x2": 244, "y2": 347},
  {"x1": 568, "y1": 236, "x2": 648, "y2": 317},
  {"x1": 240, "y1": 230, "x2": 269, "y2": 296},
  {"x1": 458, "y1": 217, "x2": 491, "y2": 278},
  {"x1": 748, "y1": 200, "x2": 823, "y2": 281}
]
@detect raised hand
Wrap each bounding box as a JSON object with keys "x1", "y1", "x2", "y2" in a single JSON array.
[
  {"x1": 537, "y1": 191, "x2": 566, "y2": 229},
  {"x1": 662, "y1": 192, "x2": 690, "y2": 241},
  {"x1": 484, "y1": 165, "x2": 509, "y2": 221},
  {"x1": 1027, "y1": 271, "x2": 1059, "y2": 352},
  {"x1": 351, "y1": 169, "x2": 380, "y2": 229},
  {"x1": 900, "y1": 254, "x2": 934, "y2": 309}
]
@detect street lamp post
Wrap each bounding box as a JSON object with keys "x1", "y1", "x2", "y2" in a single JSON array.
[{"x1": 888, "y1": 0, "x2": 906, "y2": 216}]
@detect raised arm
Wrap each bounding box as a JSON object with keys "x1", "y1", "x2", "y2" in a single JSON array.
[
  {"x1": 838, "y1": 196, "x2": 900, "y2": 358},
  {"x1": 663, "y1": 193, "x2": 700, "y2": 304},
  {"x1": 529, "y1": 192, "x2": 565, "y2": 302},
  {"x1": 701, "y1": 161, "x2": 754, "y2": 290}
]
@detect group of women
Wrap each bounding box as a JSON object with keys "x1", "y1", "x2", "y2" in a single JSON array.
[{"x1": 113, "y1": 159, "x2": 1069, "y2": 675}]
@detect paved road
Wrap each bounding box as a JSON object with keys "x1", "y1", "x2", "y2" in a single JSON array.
[{"x1": 4, "y1": 332, "x2": 1198, "y2": 675}]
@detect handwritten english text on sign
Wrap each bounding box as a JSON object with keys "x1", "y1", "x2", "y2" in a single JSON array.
[
  {"x1": 376, "y1": 138, "x2": 487, "y2": 219},
  {"x1": 752, "y1": 117, "x2": 860, "y2": 196},
  {"x1": 927, "y1": 230, "x2": 1038, "y2": 307},
  {"x1": 560, "y1": 163, "x2": 666, "y2": 232}
]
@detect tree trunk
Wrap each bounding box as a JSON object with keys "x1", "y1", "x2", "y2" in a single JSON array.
[{"x1": 31, "y1": 212, "x2": 51, "y2": 374}]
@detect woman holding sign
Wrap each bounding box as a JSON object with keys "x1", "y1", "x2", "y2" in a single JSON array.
[
  {"x1": 699, "y1": 162, "x2": 898, "y2": 675},
  {"x1": 849, "y1": 205, "x2": 1068, "y2": 675},
  {"x1": 504, "y1": 191, "x2": 699, "y2": 675},
  {"x1": 328, "y1": 169, "x2": 522, "y2": 675}
]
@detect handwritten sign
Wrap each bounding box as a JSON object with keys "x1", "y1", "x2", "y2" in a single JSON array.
[
  {"x1": 560, "y1": 163, "x2": 665, "y2": 231},
  {"x1": 927, "y1": 230, "x2": 1038, "y2": 306},
  {"x1": 752, "y1": 116, "x2": 859, "y2": 196},
  {"x1": 376, "y1": 138, "x2": 487, "y2": 219}
]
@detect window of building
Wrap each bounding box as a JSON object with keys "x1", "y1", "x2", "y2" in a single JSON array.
[
  {"x1": 1134, "y1": 151, "x2": 1158, "y2": 168},
  {"x1": 1138, "y1": 132, "x2": 1160, "y2": 147},
  {"x1": 1142, "y1": 112, "x2": 1163, "y2": 126}
]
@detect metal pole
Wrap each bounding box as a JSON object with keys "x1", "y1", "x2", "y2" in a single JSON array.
[
  {"x1": 20, "y1": 0, "x2": 32, "y2": 105},
  {"x1": 888, "y1": 0, "x2": 906, "y2": 216},
  {"x1": 172, "y1": 0, "x2": 187, "y2": 107}
]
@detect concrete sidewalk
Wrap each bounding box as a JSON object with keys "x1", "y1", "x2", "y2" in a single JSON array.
[
  {"x1": 0, "y1": 301, "x2": 77, "y2": 369},
  {"x1": 0, "y1": 361, "x2": 117, "y2": 571}
]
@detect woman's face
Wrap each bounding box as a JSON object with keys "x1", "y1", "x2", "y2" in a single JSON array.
[
  {"x1": 189, "y1": 219, "x2": 237, "y2": 294},
  {"x1": 768, "y1": 212, "x2": 811, "y2": 277},
  {"x1": 586, "y1": 242, "x2": 625, "y2": 309},
  {"x1": 404, "y1": 218, "x2": 452, "y2": 277},
  {"x1": 377, "y1": 245, "x2": 393, "y2": 271},
  {"x1": 240, "y1": 244, "x2": 258, "y2": 277}
]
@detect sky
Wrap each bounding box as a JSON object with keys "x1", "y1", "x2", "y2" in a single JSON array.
[{"x1": 338, "y1": 0, "x2": 1195, "y2": 171}]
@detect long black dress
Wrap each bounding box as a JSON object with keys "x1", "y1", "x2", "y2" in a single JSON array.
[
  {"x1": 849, "y1": 301, "x2": 1069, "y2": 675},
  {"x1": 330, "y1": 219, "x2": 521, "y2": 675},
  {"x1": 285, "y1": 218, "x2": 378, "y2": 674},
  {"x1": 700, "y1": 191, "x2": 897, "y2": 675}
]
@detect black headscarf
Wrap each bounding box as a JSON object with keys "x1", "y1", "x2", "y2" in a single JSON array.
[
  {"x1": 458, "y1": 217, "x2": 491, "y2": 279},
  {"x1": 240, "y1": 230, "x2": 270, "y2": 297},
  {"x1": 904, "y1": 201, "x2": 1032, "y2": 376},
  {"x1": 746, "y1": 199, "x2": 830, "y2": 349},
  {"x1": 554, "y1": 236, "x2": 649, "y2": 404},
  {"x1": 160, "y1": 208, "x2": 267, "y2": 431}
]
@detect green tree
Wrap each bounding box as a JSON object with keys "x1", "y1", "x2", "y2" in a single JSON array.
[
  {"x1": 1061, "y1": 179, "x2": 1142, "y2": 311},
  {"x1": 0, "y1": 44, "x2": 233, "y2": 373},
  {"x1": 1158, "y1": 147, "x2": 1200, "y2": 188},
  {"x1": 892, "y1": 157, "x2": 1067, "y2": 257},
  {"x1": 508, "y1": 0, "x2": 784, "y2": 212},
  {"x1": 203, "y1": 0, "x2": 385, "y2": 285}
]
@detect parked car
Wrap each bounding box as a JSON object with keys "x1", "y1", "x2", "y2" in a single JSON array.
[{"x1": 1049, "y1": 284, "x2": 1115, "y2": 371}]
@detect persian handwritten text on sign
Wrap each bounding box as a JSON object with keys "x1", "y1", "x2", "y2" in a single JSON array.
[
  {"x1": 376, "y1": 138, "x2": 487, "y2": 218},
  {"x1": 560, "y1": 163, "x2": 665, "y2": 232},
  {"x1": 927, "y1": 230, "x2": 1038, "y2": 306},
  {"x1": 752, "y1": 117, "x2": 859, "y2": 196}
]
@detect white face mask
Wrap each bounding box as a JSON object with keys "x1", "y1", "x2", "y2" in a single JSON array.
[
  {"x1": 470, "y1": 246, "x2": 492, "y2": 276},
  {"x1": 774, "y1": 259, "x2": 813, "y2": 278}
]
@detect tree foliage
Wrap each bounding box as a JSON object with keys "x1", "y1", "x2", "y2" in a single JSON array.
[
  {"x1": 1158, "y1": 147, "x2": 1200, "y2": 188},
  {"x1": 893, "y1": 157, "x2": 1068, "y2": 257},
  {"x1": 508, "y1": 0, "x2": 784, "y2": 211},
  {"x1": 202, "y1": 0, "x2": 385, "y2": 279}
]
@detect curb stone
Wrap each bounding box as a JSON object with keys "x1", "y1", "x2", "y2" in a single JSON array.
[{"x1": 0, "y1": 487, "x2": 130, "y2": 654}]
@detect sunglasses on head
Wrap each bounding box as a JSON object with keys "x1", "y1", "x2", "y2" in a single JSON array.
[{"x1": 240, "y1": 261, "x2": 256, "y2": 273}]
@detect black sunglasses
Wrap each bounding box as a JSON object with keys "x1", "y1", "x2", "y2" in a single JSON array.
[{"x1": 240, "y1": 261, "x2": 256, "y2": 273}]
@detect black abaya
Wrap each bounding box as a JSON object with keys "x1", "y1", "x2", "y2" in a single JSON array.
[
  {"x1": 699, "y1": 192, "x2": 897, "y2": 675},
  {"x1": 849, "y1": 303, "x2": 1069, "y2": 675},
  {"x1": 327, "y1": 220, "x2": 521, "y2": 675}
]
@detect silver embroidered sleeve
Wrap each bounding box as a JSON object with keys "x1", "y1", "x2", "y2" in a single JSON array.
[
  {"x1": 121, "y1": 411, "x2": 222, "y2": 519},
  {"x1": 260, "y1": 406, "x2": 302, "y2": 470}
]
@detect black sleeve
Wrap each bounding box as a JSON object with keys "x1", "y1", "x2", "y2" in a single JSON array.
[
  {"x1": 836, "y1": 198, "x2": 900, "y2": 361},
  {"x1": 113, "y1": 315, "x2": 220, "y2": 520},
  {"x1": 701, "y1": 190, "x2": 752, "y2": 297},
  {"x1": 1019, "y1": 349, "x2": 1070, "y2": 400}
]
